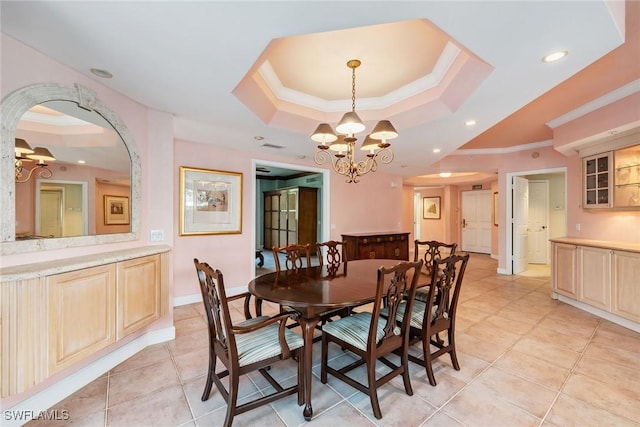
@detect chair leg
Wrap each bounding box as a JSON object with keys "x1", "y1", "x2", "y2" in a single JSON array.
[
  {"x1": 367, "y1": 361, "x2": 383, "y2": 420},
  {"x1": 320, "y1": 334, "x2": 328, "y2": 384},
  {"x1": 297, "y1": 349, "x2": 304, "y2": 406},
  {"x1": 400, "y1": 349, "x2": 413, "y2": 396},
  {"x1": 449, "y1": 328, "x2": 460, "y2": 371},
  {"x1": 423, "y1": 334, "x2": 437, "y2": 386},
  {"x1": 201, "y1": 349, "x2": 215, "y2": 401},
  {"x1": 223, "y1": 371, "x2": 239, "y2": 427}
]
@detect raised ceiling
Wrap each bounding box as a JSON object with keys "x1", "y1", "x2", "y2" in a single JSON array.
[{"x1": 1, "y1": 1, "x2": 635, "y2": 182}]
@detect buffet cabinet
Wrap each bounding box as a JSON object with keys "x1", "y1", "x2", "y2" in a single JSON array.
[
  {"x1": 550, "y1": 238, "x2": 640, "y2": 324},
  {"x1": 263, "y1": 186, "x2": 317, "y2": 252},
  {"x1": 0, "y1": 246, "x2": 170, "y2": 398},
  {"x1": 342, "y1": 232, "x2": 410, "y2": 261}
]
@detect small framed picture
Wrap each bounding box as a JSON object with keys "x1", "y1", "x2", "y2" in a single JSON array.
[
  {"x1": 104, "y1": 195, "x2": 130, "y2": 225},
  {"x1": 423, "y1": 196, "x2": 441, "y2": 219},
  {"x1": 179, "y1": 166, "x2": 243, "y2": 235}
]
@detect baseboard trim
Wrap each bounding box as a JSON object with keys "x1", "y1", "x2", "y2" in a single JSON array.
[
  {"x1": 173, "y1": 293, "x2": 201, "y2": 307},
  {"x1": 2, "y1": 326, "x2": 175, "y2": 427},
  {"x1": 497, "y1": 267, "x2": 509, "y2": 275}
]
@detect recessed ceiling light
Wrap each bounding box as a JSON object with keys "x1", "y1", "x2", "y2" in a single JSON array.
[
  {"x1": 439, "y1": 172, "x2": 452, "y2": 178},
  {"x1": 90, "y1": 68, "x2": 113, "y2": 79},
  {"x1": 433, "y1": 148, "x2": 441, "y2": 153},
  {"x1": 542, "y1": 50, "x2": 568, "y2": 63},
  {"x1": 400, "y1": 164, "x2": 408, "y2": 168},
  {"x1": 254, "y1": 136, "x2": 264, "y2": 140},
  {"x1": 77, "y1": 160, "x2": 86, "y2": 164},
  {"x1": 465, "y1": 120, "x2": 477, "y2": 126}
]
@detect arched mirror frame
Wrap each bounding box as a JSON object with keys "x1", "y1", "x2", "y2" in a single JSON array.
[{"x1": 1, "y1": 83, "x2": 141, "y2": 255}]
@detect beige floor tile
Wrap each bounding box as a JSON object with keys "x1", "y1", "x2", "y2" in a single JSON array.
[
  {"x1": 482, "y1": 314, "x2": 535, "y2": 335},
  {"x1": 591, "y1": 325, "x2": 640, "y2": 355},
  {"x1": 174, "y1": 315, "x2": 207, "y2": 336},
  {"x1": 410, "y1": 369, "x2": 468, "y2": 408},
  {"x1": 442, "y1": 381, "x2": 541, "y2": 427},
  {"x1": 583, "y1": 341, "x2": 640, "y2": 370},
  {"x1": 474, "y1": 366, "x2": 557, "y2": 418},
  {"x1": 108, "y1": 358, "x2": 180, "y2": 408},
  {"x1": 545, "y1": 393, "x2": 639, "y2": 427},
  {"x1": 511, "y1": 338, "x2": 581, "y2": 370},
  {"x1": 494, "y1": 349, "x2": 569, "y2": 390},
  {"x1": 422, "y1": 410, "x2": 466, "y2": 426},
  {"x1": 107, "y1": 385, "x2": 192, "y2": 426},
  {"x1": 455, "y1": 332, "x2": 507, "y2": 363},
  {"x1": 270, "y1": 377, "x2": 343, "y2": 426},
  {"x1": 182, "y1": 373, "x2": 260, "y2": 418},
  {"x1": 110, "y1": 343, "x2": 171, "y2": 374},
  {"x1": 562, "y1": 373, "x2": 640, "y2": 421},
  {"x1": 464, "y1": 322, "x2": 522, "y2": 349},
  {"x1": 525, "y1": 325, "x2": 589, "y2": 353},
  {"x1": 194, "y1": 392, "x2": 286, "y2": 427},
  {"x1": 173, "y1": 304, "x2": 201, "y2": 321},
  {"x1": 167, "y1": 328, "x2": 209, "y2": 357},
  {"x1": 305, "y1": 402, "x2": 376, "y2": 426},
  {"x1": 173, "y1": 347, "x2": 210, "y2": 383},
  {"x1": 574, "y1": 354, "x2": 640, "y2": 393},
  {"x1": 536, "y1": 316, "x2": 598, "y2": 340}
]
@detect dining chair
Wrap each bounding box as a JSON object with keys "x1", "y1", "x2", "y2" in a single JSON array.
[
  {"x1": 394, "y1": 253, "x2": 470, "y2": 386},
  {"x1": 272, "y1": 243, "x2": 312, "y2": 272},
  {"x1": 316, "y1": 240, "x2": 351, "y2": 319},
  {"x1": 413, "y1": 240, "x2": 457, "y2": 302},
  {"x1": 320, "y1": 260, "x2": 423, "y2": 420},
  {"x1": 193, "y1": 258, "x2": 303, "y2": 427}
]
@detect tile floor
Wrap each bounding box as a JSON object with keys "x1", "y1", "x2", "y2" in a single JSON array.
[{"x1": 29, "y1": 254, "x2": 639, "y2": 426}]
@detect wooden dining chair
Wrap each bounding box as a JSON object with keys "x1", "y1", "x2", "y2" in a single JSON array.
[
  {"x1": 413, "y1": 240, "x2": 457, "y2": 302},
  {"x1": 316, "y1": 240, "x2": 351, "y2": 319},
  {"x1": 193, "y1": 258, "x2": 303, "y2": 427},
  {"x1": 320, "y1": 260, "x2": 423, "y2": 420},
  {"x1": 272, "y1": 243, "x2": 312, "y2": 272},
  {"x1": 394, "y1": 253, "x2": 470, "y2": 386}
]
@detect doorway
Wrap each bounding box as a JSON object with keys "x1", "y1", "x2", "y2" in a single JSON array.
[
  {"x1": 505, "y1": 168, "x2": 566, "y2": 276},
  {"x1": 36, "y1": 180, "x2": 88, "y2": 237},
  {"x1": 252, "y1": 159, "x2": 330, "y2": 278}
]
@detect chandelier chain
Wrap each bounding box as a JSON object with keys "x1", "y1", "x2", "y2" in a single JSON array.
[{"x1": 351, "y1": 66, "x2": 357, "y2": 112}]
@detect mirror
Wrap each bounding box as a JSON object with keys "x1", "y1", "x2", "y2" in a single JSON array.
[{"x1": 1, "y1": 83, "x2": 141, "y2": 255}]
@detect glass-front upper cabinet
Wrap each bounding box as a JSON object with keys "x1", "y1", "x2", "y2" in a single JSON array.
[
  {"x1": 614, "y1": 144, "x2": 640, "y2": 208},
  {"x1": 583, "y1": 152, "x2": 612, "y2": 208}
]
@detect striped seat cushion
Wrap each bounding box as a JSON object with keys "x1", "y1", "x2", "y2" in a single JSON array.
[
  {"x1": 321, "y1": 312, "x2": 399, "y2": 351},
  {"x1": 414, "y1": 287, "x2": 430, "y2": 303},
  {"x1": 380, "y1": 301, "x2": 442, "y2": 329},
  {"x1": 234, "y1": 316, "x2": 304, "y2": 367}
]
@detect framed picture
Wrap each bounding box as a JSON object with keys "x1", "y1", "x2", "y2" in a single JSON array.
[
  {"x1": 493, "y1": 191, "x2": 499, "y2": 226},
  {"x1": 423, "y1": 196, "x2": 441, "y2": 219},
  {"x1": 179, "y1": 166, "x2": 242, "y2": 235},
  {"x1": 104, "y1": 195, "x2": 130, "y2": 225}
]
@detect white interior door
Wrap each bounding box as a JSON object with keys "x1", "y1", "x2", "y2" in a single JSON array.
[
  {"x1": 414, "y1": 192, "x2": 421, "y2": 242},
  {"x1": 528, "y1": 180, "x2": 549, "y2": 264},
  {"x1": 39, "y1": 189, "x2": 63, "y2": 237},
  {"x1": 513, "y1": 176, "x2": 529, "y2": 274},
  {"x1": 461, "y1": 190, "x2": 492, "y2": 254}
]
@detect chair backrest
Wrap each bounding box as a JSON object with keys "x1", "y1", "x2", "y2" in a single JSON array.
[
  {"x1": 414, "y1": 240, "x2": 457, "y2": 276},
  {"x1": 193, "y1": 258, "x2": 236, "y2": 358},
  {"x1": 316, "y1": 240, "x2": 347, "y2": 267},
  {"x1": 369, "y1": 260, "x2": 423, "y2": 353},
  {"x1": 272, "y1": 243, "x2": 312, "y2": 272},
  {"x1": 422, "y1": 253, "x2": 470, "y2": 333}
]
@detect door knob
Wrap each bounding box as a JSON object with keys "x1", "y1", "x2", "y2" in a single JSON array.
[{"x1": 541, "y1": 225, "x2": 547, "y2": 229}]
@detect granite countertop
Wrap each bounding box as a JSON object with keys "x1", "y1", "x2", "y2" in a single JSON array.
[{"x1": 549, "y1": 237, "x2": 640, "y2": 254}]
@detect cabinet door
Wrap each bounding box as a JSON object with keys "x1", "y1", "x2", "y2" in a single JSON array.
[
  {"x1": 48, "y1": 264, "x2": 116, "y2": 374},
  {"x1": 583, "y1": 153, "x2": 612, "y2": 208},
  {"x1": 611, "y1": 250, "x2": 640, "y2": 322},
  {"x1": 552, "y1": 243, "x2": 577, "y2": 298},
  {"x1": 117, "y1": 255, "x2": 161, "y2": 339},
  {"x1": 578, "y1": 247, "x2": 611, "y2": 311}
]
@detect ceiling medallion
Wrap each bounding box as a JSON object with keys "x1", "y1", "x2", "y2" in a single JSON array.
[{"x1": 310, "y1": 59, "x2": 397, "y2": 183}]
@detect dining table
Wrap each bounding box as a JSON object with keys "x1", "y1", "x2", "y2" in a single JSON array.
[{"x1": 248, "y1": 258, "x2": 404, "y2": 421}]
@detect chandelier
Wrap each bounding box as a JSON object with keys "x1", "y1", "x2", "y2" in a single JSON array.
[
  {"x1": 311, "y1": 59, "x2": 398, "y2": 183},
  {"x1": 14, "y1": 138, "x2": 56, "y2": 183}
]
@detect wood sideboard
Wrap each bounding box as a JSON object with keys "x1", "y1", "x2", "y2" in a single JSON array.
[{"x1": 342, "y1": 232, "x2": 410, "y2": 261}]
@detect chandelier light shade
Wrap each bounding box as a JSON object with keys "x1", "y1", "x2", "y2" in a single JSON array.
[
  {"x1": 311, "y1": 59, "x2": 397, "y2": 183},
  {"x1": 14, "y1": 138, "x2": 55, "y2": 183}
]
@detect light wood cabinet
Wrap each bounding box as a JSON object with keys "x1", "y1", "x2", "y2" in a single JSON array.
[
  {"x1": 582, "y1": 144, "x2": 640, "y2": 210},
  {"x1": 552, "y1": 242, "x2": 577, "y2": 298},
  {"x1": 263, "y1": 186, "x2": 317, "y2": 252},
  {"x1": 578, "y1": 246, "x2": 611, "y2": 311},
  {"x1": 117, "y1": 255, "x2": 162, "y2": 339},
  {"x1": 551, "y1": 238, "x2": 639, "y2": 326},
  {"x1": 48, "y1": 264, "x2": 116, "y2": 374},
  {"x1": 612, "y1": 250, "x2": 640, "y2": 322},
  {"x1": 0, "y1": 247, "x2": 170, "y2": 398}
]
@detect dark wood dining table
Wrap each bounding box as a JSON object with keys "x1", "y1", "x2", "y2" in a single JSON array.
[{"x1": 248, "y1": 258, "x2": 403, "y2": 421}]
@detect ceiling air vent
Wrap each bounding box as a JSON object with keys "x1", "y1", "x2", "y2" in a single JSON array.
[{"x1": 261, "y1": 143, "x2": 285, "y2": 149}]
